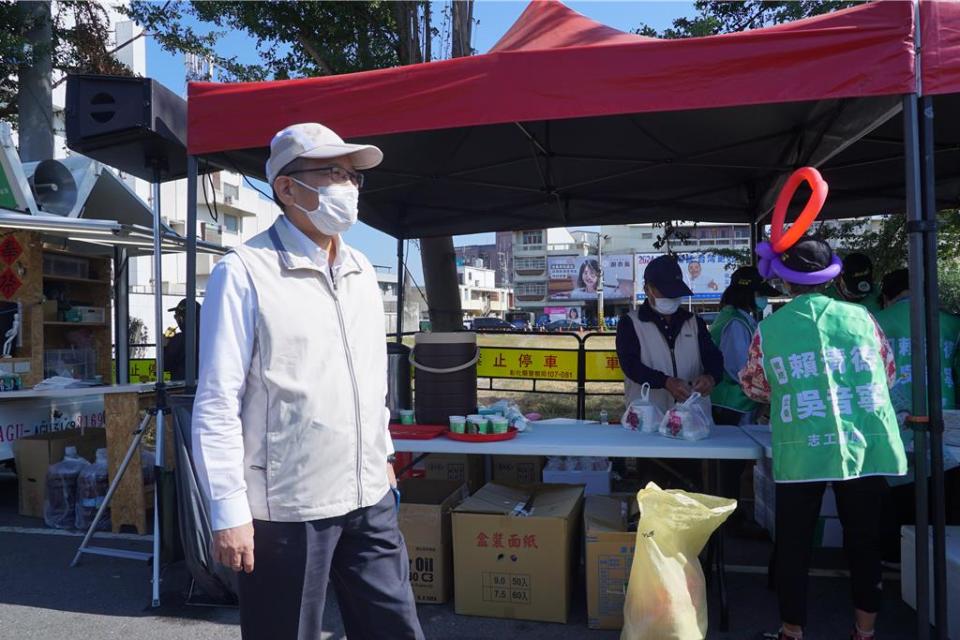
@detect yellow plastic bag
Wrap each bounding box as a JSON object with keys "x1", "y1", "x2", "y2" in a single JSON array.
[{"x1": 621, "y1": 482, "x2": 737, "y2": 640}]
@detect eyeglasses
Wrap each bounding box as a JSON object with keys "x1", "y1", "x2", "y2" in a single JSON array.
[{"x1": 285, "y1": 165, "x2": 365, "y2": 188}]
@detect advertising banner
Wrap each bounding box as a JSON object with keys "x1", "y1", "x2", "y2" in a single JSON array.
[
  {"x1": 544, "y1": 306, "x2": 581, "y2": 322},
  {"x1": 635, "y1": 252, "x2": 736, "y2": 301},
  {"x1": 548, "y1": 255, "x2": 634, "y2": 301}
]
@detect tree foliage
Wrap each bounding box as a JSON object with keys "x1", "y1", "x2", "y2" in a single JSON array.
[
  {"x1": 817, "y1": 214, "x2": 960, "y2": 312},
  {"x1": 0, "y1": 1, "x2": 132, "y2": 122},
  {"x1": 635, "y1": 0, "x2": 865, "y2": 39},
  {"x1": 125, "y1": 1, "x2": 444, "y2": 81}
]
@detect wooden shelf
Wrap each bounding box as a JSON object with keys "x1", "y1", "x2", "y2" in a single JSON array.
[
  {"x1": 44, "y1": 321, "x2": 108, "y2": 327},
  {"x1": 42, "y1": 274, "x2": 110, "y2": 285}
]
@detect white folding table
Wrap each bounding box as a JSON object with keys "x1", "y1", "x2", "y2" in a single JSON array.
[{"x1": 392, "y1": 419, "x2": 763, "y2": 460}]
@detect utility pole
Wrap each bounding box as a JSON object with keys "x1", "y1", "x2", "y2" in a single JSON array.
[
  {"x1": 16, "y1": 0, "x2": 54, "y2": 162},
  {"x1": 597, "y1": 233, "x2": 609, "y2": 331}
]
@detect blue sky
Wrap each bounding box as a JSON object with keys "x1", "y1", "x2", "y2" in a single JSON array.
[{"x1": 146, "y1": 1, "x2": 696, "y2": 283}]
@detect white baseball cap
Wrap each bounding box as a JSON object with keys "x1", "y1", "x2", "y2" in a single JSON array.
[{"x1": 265, "y1": 122, "x2": 383, "y2": 185}]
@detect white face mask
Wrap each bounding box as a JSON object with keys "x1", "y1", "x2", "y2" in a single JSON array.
[
  {"x1": 290, "y1": 178, "x2": 359, "y2": 236},
  {"x1": 652, "y1": 296, "x2": 682, "y2": 315}
]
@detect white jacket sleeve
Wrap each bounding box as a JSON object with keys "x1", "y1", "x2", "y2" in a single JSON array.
[{"x1": 192, "y1": 254, "x2": 257, "y2": 531}]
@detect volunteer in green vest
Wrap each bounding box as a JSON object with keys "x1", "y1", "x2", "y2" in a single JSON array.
[
  {"x1": 873, "y1": 267, "x2": 960, "y2": 564},
  {"x1": 709, "y1": 266, "x2": 781, "y2": 426},
  {"x1": 741, "y1": 237, "x2": 906, "y2": 640},
  {"x1": 825, "y1": 252, "x2": 883, "y2": 315},
  {"x1": 874, "y1": 267, "x2": 960, "y2": 415}
]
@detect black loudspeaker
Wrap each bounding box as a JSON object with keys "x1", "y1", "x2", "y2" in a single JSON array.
[{"x1": 65, "y1": 74, "x2": 190, "y2": 182}]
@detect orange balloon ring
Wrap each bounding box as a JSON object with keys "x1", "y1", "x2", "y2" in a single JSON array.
[{"x1": 770, "y1": 167, "x2": 829, "y2": 254}]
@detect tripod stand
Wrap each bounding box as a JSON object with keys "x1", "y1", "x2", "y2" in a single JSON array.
[{"x1": 71, "y1": 160, "x2": 170, "y2": 608}]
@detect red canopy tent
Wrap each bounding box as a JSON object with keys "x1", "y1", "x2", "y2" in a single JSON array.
[
  {"x1": 921, "y1": 0, "x2": 960, "y2": 96},
  {"x1": 188, "y1": 0, "x2": 913, "y2": 156},
  {"x1": 188, "y1": 1, "x2": 917, "y2": 239}
]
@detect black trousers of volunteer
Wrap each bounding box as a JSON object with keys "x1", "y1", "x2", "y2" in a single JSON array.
[
  {"x1": 238, "y1": 491, "x2": 424, "y2": 640},
  {"x1": 774, "y1": 475, "x2": 888, "y2": 627}
]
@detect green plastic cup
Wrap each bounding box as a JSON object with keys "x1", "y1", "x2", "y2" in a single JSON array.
[
  {"x1": 491, "y1": 417, "x2": 509, "y2": 434},
  {"x1": 449, "y1": 416, "x2": 466, "y2": 434},
  {"x1": 399, "y1": 409, "x2": 415, "y2": 425}
]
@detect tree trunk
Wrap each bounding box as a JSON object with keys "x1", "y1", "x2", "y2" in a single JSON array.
[
  {"x1": 452, "y1": 0, "x2": 473, "y2": 57},
  {"x1": 418, "y1": 1, "x2": 474, "y2": 332},
  {"x1": 390, "y1": 1, "x2": 422, "y2": 65}
]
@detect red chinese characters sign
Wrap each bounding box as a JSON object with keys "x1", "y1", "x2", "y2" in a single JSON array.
[{"x1": 476, "y1": 531, "x2": 539, "y2": 549}]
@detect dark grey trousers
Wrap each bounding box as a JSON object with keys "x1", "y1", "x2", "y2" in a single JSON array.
[{"x1": 238, "y1": 491, "x2": 425, "y2": 640}]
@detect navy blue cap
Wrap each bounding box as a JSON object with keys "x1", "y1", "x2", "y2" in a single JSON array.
[{"x1": 644, "y1": 255, "x2": 693, "y2": 298}]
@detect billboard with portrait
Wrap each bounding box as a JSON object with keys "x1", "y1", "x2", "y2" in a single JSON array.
[
  {"x1": 635, "y1": 252, "x2": 736, "y2": 301},
  {"x1": 547, "y1": 254, "x2": 634, "y2": 301}
]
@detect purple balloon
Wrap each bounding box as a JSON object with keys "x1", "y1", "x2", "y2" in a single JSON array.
[{"x1": 756, "y1": 241, "x2": 842, "y2": 286}]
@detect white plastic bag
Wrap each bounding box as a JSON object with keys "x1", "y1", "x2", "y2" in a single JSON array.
[
  {"x1": 76, "y1": 448, "x2": 110, "y2": 532},
  {"x1": 43, "y1": 447, "x2": 90, "y2": 530},
  {"x1": 622, "y1": 383, "x2": 664, "y2": 433},
  {"x1": 659, "y1": 393, "x2": 711, "y2": 441},
  {"x1": 482, "y1": 399, "x2": 531, "y2": 432}
]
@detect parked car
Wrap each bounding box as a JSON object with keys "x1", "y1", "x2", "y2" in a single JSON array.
[
  {"x1": 471, "y1": 317, "x2": 515, "y2": 331},
  {"x1": 546, "y1": 319, "x2": 585, "y2": 332},
  {"x1": 509, "y1": 319, "x2": 532, "y2": 331}
]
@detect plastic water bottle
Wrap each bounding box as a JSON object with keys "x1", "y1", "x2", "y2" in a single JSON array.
[{"x1": 599, "y1": 409, "x2": 609, "y2": 425}]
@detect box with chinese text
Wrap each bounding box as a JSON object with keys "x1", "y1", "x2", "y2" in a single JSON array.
[
  {"x1": 423, "y1": 453, "x2": 485, "y2": 493},
  {"x1": 585, "y1": 494, "x2": 638, "y2": 630},
  {"x1": 491, "y1": 455, "x2": 544, "y2": 486},
  {"x1": 452, "y1": 482, "x2": 584, "y2": 623},
  {"x1": 397, "y1": 479, "x2": 468, "y2": 604}
]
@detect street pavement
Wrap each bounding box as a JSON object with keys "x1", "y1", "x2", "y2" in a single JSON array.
[{"x1": 0, "y1": 527, "x2": 922, "y2": 640}]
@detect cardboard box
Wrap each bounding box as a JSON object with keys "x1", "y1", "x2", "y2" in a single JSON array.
[
  {"x1": 424, "y1": 453, "x2": 485, "y2": 493},
  {"x1": 14, "y1": 428, "x2": 106, "y2": 518},
  {"x1": 491, "y1": 455, "x2": 544, "y2": 486},
  {"x1": 584, "y1": 495, "x2": 638, "y2": 630},
  {"x1": 452, "y1": 482, "x2": 584, "y2": 623},
  {"x1": 544, "y1": 461, "x2": 613, "y2": 496},
  {"x1": 901, "y1": 526, "x2": 960, "y2": 639},
  {"x1": 398, "y1": 479, "x2": 468, "y2": 604}
]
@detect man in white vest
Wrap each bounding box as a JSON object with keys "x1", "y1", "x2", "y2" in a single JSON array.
[
  {"x1": 192, "y1": 123, "x2": 423, "y2": 639},
  {"x1": 616, "y1": 255, "x2": 724, "y2": 416}
]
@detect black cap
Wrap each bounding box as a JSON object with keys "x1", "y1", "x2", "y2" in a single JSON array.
[
  {"x1": 781, "y1": 238, "x2": 834, "y2": 273},
  {"x1": 729, "y1": 266, "x2": 782, "y2": 297},
  {"x1": 644, "y1": 255, "x2": 693, "y2": 298},
  {"x1": 841, "y1": 252, "x2": 874, "y2": 295},
  {"x1": 881, "y1": 268, "x2": 909, "y2": 301},
  {"x1": 168, "y1": 298, "x2": 202, "y2": 313}
]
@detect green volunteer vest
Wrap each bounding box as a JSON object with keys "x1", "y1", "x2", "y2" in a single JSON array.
[
  {"x1": 758, "y1": 294, "x2": 906, "y2": 482},
  {"x1": 825, "y1": 283, "x2": 883, "y2": 316},
  {"x1": 709, "y1": 305, "x2": 757, "y2": 414},
  {"x1": 874, "y1": 299, "x2": 960, "y2": 414}
]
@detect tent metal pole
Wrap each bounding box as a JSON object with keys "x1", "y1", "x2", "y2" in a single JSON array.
[
  {"x1": 185, "y1": 155, "x2": 198, "y2": 387},
  {"x1": 903, "y1": 94, "x2": 931, "y2": 640},
  {"x1": 919, "y1": 93, "x2": 948, "y2": 640},
  {"x1": 150, "y1": 165, "x2": 166, "y2": 609},
  {"x1": 113, "y1": 246, "x2": 129, "y2": 384},
  {"x1": 396, "y1": 238, "x2": 405, "y2": 343}
]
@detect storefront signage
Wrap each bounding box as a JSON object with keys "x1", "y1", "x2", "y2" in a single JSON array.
[{"x1": 0, "y1": 396, "x2": 105, "y2": 461}]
